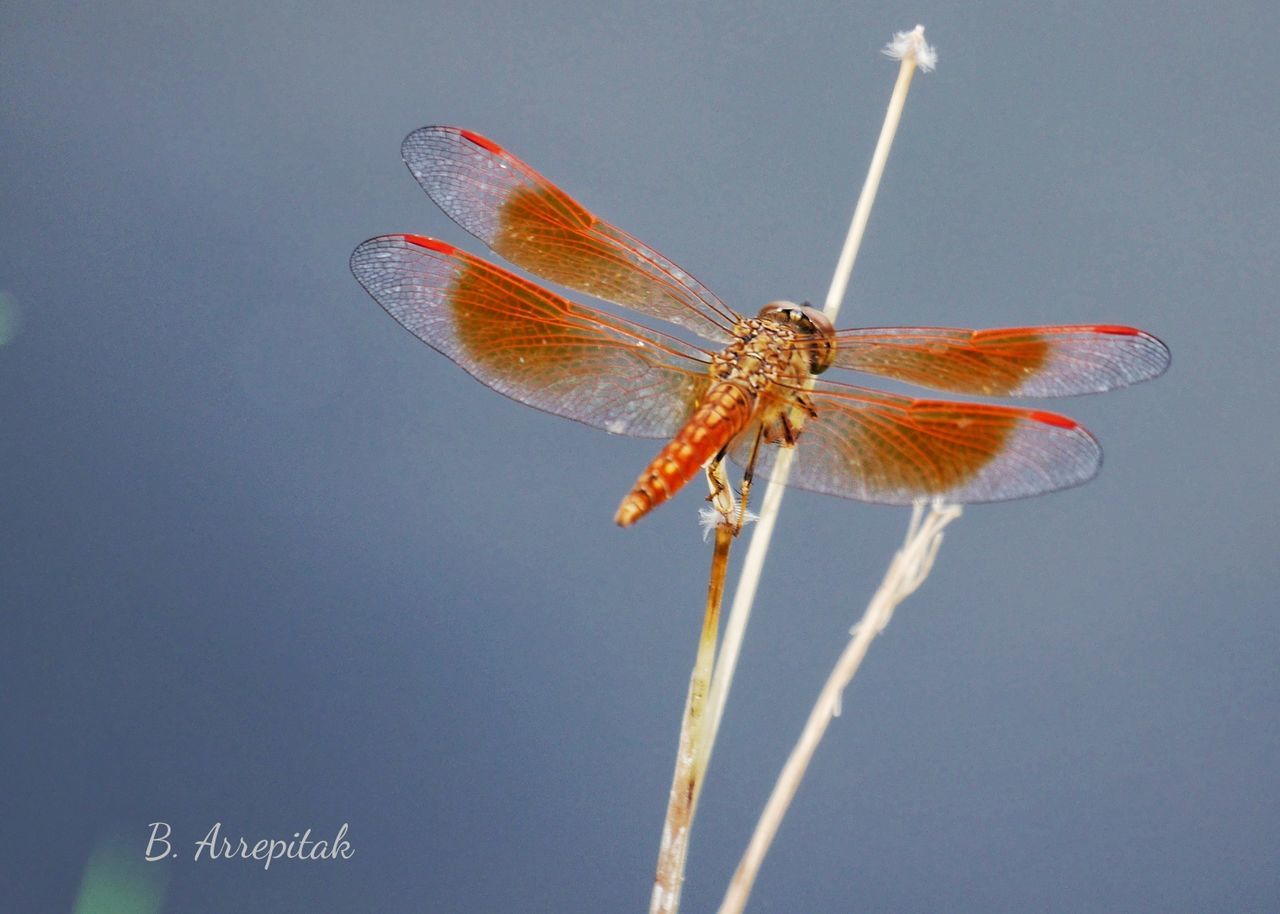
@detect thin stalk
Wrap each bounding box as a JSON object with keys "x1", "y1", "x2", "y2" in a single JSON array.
[{"x1": 650, "y1": 467, "x2": 737, "y2": 914}]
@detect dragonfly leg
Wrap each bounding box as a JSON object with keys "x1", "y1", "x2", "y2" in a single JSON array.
[
  {"x1": 733, "y1": 424, "x2": 766, "y2": 533},
  {"x1": 705, "y1": 449, "x2": 736, "y2": 519},
  {"x1": 759, "y1": 394, "x2": 818, "y2": 449}
]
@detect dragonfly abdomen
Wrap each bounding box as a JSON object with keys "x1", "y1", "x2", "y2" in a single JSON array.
[{"x1": 614, "y1": 382, "x2": 756, "y2": 527}]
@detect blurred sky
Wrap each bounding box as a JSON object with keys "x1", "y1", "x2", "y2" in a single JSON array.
[{"x1": 2, "y1": 2, "x2": 1278, "y2": 912}]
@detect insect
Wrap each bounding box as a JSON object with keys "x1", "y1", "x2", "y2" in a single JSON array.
[{"x1": 351, "y1": 127, "x2": 1169, "y2": 527}]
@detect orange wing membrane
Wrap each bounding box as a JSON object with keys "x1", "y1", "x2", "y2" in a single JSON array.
[
  {"x1": 350, "y1": 234, "x2": 713, "y2": 438},
  {"x1": 401, "y1": 126, "x2": 736, "y2": 341},
  {"x1": 731, "y1": 382, "x2": 1102, "y2": 504},
  {"x1": 832, "y1": 325, "x2": 1169, "y2": 397}
]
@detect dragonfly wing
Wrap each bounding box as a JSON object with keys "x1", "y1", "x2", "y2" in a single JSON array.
[
  {"x1": 831, "y1": 325, "x2": 1170, "y2": 397},
  {"x1": 729, "y1": 382, "x2": 1101, "y2": 504},
  {"x1": 400, "y1": 126, "x2": 736, "y2": 342},
  {"x1": 351, "y1": 234, "x2": 713, "y2": 438}
]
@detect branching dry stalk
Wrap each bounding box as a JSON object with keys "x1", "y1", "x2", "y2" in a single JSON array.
[{"x1": 717, "y1": 501, "x2": 961, "y2": 914}]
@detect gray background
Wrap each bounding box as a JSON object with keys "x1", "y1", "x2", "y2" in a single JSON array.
[{"x1": 3, "y1": 1, "x2": 1277, "y2": 912}]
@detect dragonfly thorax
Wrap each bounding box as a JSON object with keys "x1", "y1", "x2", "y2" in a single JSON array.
[
  {"x1": 756, "y1": 300, "x2": 836, "y2": 375},
  {"x1": 714, "y1": 305, "x2": 833, "y2": 393}
]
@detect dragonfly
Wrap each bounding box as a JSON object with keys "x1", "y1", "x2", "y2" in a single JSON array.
[{"x1": 351, "y1": 127, "x2": 1169, "y2": 527}]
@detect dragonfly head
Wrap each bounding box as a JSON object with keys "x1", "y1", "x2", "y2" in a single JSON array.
[{"x1": 758, "y1": 301, "x2": 836, "y2": 374}]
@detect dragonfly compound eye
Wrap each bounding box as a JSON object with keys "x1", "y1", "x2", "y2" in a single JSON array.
[{"x1": 794, "y1": 305, "x2": 836, "y2": 374}]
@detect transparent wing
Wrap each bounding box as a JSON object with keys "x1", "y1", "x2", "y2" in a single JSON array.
[
  {"x1": 730, "y1": 381, "x2": 1101, "y2": 504},
  {"x1": 351, "y1": 234, "x2": 714, "y2": 438},
  {"x1": 831, "y1": 325, "x2": 1170, "y2": 397},
  {"x1": 400, "y1": 126, "x2": 736, "y2": 341}
]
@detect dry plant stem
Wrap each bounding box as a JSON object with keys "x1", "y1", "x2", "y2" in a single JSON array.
[
  {"x1": 717, "y1": 501, "x2": 961, "y2": 914},
  {"x1": 703, "y1": 29, "x2": 930, "y2": 784},
  {"x1": 654, "y1": 27, "x2": 934, "y2": 913},
  {"x1": 651, "y1": 467, "x2": 737, "y2": 914}
]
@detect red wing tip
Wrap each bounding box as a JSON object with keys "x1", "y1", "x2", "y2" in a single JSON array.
[
  {"x1": 1088, "y1": 325, "x2": 1143, "y2": 336},
  {"x1": 399, "y1": 234, "x2": 456, "y2": 254},
  {"x1": 1028, "y1": 410, "x2": 1079, "y2": 430},
  {"x1": 458, "y1": 129, "x2": 504, "y2": 155}
]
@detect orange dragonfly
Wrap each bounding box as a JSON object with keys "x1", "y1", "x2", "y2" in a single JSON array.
[{"x1": 351, "y1": 127, "x2": 1169, "y2": 527}]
